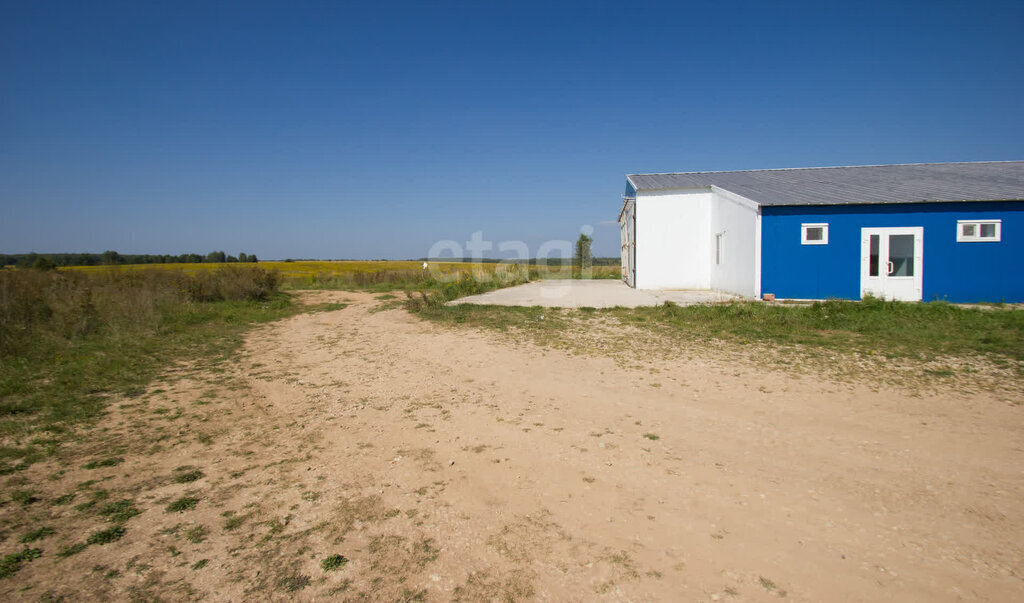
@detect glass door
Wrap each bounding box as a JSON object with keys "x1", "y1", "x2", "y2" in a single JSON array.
[{"x1": 861, "y1": 227, "x2": 923, "y2": 301}]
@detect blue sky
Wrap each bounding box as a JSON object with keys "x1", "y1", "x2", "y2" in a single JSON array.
[{"x1": 2, "y1": 0, "x2": 1022, "y2": 259}]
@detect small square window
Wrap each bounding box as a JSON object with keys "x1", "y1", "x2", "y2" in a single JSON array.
[
  {"x1": 801, "y1": 223, "x2": 828, "y2": 245},
  {"x1": 957, "y1": 220, "x2": 1001, "y2": 242}
]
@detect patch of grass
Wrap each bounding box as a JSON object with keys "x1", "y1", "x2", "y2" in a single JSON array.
[
  {"x1": 619, "y1": 298, "x2": 1024, "y2": 363},
  {"x1": 52, "y1": 493, "x2": 75, "y2": 505},
  {"x1": 173, "y1": 469, "x2": 204, "y2": 483},
  {"x1": 81, "y1": 457, "x2": 123, "y2": 469},
  {"x1": 0, "y1": 267, "x2": 295, "y2": 471},
  {"x1": 0, "y1": 547, "x2": 42, "y2": 579},
  {"x1": 166, "y1": 497, "x2": 199, "y2": 513},
  {"x1": 222, "y1": 511, "x2": 248, "y2": 531},
  {"x1": 185, "y1": 524, "x2": 207, "y2": 543},
  {"x1": 321, "y1": 554, "x2": 349, "y2": 571},
  {"x1": 308, "y1": 302, "x2": 348, "y2": 312},
  {"x1": 418, "y1": 297, "x2": 1024, "y2": 375},
  {"x1": 10, "y1": 489, "x2": 40, "y2": 505},
  {"x1": 98, "y1": 499, "x2": 142, "y2": 523},
  {"x1": 56, "y1": 543, "x2": 88, "y2": 558},
  {"x1": 278, "y1": 572, "x2": 312, "y2": 592},
  {"x1": 759, "y1": 576, "x2": 777, "y2": 591},
  {"x1": 402, "y1": 268, "x2": 531, "y2": 312},
  {"x1": 191, "y1": 559, "x2": 209, "y2": 570},
  {"x1": 643, "y1": 433, "x2": 660, "y2": 441},
  {"x1": 87, "y1": 525, "x2": 126, "y2": 545},
  {"x1": 19, "y1": 526, "x2": 55, "y2": 543}
]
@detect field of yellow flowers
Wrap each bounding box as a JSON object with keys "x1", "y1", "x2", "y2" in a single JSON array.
[{"x1": 64, "y1": 260, "x2": 619, "y2": 289}]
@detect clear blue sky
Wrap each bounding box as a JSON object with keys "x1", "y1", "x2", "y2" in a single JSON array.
[{"x1": 2, "y1": 0, "x2": 1022, "y2": 259}]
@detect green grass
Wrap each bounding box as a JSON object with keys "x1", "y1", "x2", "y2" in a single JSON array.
[
  {"x1": 86, "y1": 525, "x2": 126, "y2": 545},
  {"x1": 0, "y1": 267, "x2": 299, "y2": 474},
  {"x1": 173, "y1": 468, "x2": 204, "y2": 483},
  {"x1": 55, "y1": 543, "x2": 87, "y2": 558},
  {"x1": 166, "y1": 497, "x2": 199, "y2": 513},
  {"x1": 184, "y1": 524, "x2": 207, "y2": 543},
  {"x1": 416, "y1": 297, "x2": 1024, "y2": 368},
  {"x1": 321, "y1": 554, "x2": 349, "y2": 571},
  {"x1": 81, "y1": 457, "x2": 123, "y2": 469},
  {"x1": 0, "y1": 547, "x2": 42, "y2": 579},
  {"x1": 19, "y1": 526, "x2": 55, "y2": 543},
  {"x1": 10, "y1": 489, "x2": 40, "y2": 506},
  {"x1": 222, "y1": 512, "x2": 246, "y2": 531},
  {"x1": 97, "y1": 499, "x2": 142, "y2": 523}
]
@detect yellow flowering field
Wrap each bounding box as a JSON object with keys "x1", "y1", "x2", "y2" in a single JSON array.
[
  {"x1": 66, "y1": 260, "x2": 498, "y2": 277},
  {"x1": 63, "y1": 261, "x2": 619, "y2": 287}
]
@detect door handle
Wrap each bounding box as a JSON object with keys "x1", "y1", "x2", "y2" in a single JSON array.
[{"x1": 887, "y1": 261, "x2": 894, "y2": 275}]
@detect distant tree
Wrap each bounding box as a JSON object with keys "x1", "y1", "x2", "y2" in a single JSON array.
[
  {"x1": 238, "y1": 252, "x2": 248, "y2": 263},
  {"x1": 574, "y1": 233, "x2": 593, "y2": 278},
  {"x1": 32, "y1": 255, "x2": 57, "y2": 271},
  {"x1": 226, "y1": 255, "x2": 239, "y2": 263},
  {"x1": 248, "y1": 254, "x2": 258, "y2": 263},
  {"x1": 101, "y1": 250, "x2": 122, "y2": 265},
  {"x1": 205, "y1": 251, "x2": 226, "y2": 263}
]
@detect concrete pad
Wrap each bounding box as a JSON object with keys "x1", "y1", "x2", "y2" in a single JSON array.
[{"x1": 450, "y1": 279, "x2": 741, "y2": 308}]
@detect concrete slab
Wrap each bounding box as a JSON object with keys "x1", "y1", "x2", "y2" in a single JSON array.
[{"x1": 450, "y1": 279, "x2": 741, "y2": 308}]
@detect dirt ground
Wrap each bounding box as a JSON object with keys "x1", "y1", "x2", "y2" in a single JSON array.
[{"x1": 3, "y1": 290, "x2": 1023, "y2": 601}]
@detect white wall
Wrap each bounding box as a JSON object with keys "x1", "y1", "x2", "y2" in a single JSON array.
[
  {"x1": 634, "y1": 190, "x2": 712, "y2": 289},
  {"x1": 708, "y1": 187, "x2": 760, "y2": 298}
]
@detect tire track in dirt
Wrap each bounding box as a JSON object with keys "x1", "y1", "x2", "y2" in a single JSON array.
[{"x1": 6, "y1": 290, "x2": 1022, "y2": 601}]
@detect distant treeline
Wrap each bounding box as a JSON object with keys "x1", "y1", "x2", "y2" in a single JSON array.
[
  {"x1": 1, "y1": 251, "x2": 259, "y2": 269},
  {"x1": 420, "y1": 257, "x2": 621, "y2": 266}
]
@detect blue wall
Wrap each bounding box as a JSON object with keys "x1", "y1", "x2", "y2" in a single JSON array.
[{"x1": 760, "y1": 201, "x2": 1024, "y2": 303}]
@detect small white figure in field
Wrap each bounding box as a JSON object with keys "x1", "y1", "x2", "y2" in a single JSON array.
[{"x1": 422, "y1": 262, "x2": 428, "y2": 270}]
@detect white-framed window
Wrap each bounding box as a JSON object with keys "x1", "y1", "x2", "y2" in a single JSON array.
[
  {"x1": 801, "y1": 223, "x2": 828, "y2": 245},
  {"x1": 957, "y1": 219, "x2": 1001, "y2": 242}
]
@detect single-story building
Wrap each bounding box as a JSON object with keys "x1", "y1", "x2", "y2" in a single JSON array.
[{"x1": 619, "y1": 161, "x2": 1024, "y2": 303}]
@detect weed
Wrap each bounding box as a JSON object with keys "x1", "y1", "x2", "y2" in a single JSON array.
[
  {"x1": 10, "y1": 489, "x2": 39, "y2": 505},
  {"x1": 52, "y1": 493, "x2": 75, "y2": 505},
  {"x1": 185, "y1": 525, "x2": 207, "y2": 543},
  {"x1": 191, "y1": 559, "x2": 209, "y2": 570},
  {"x1": 759, "y1": 576, "x2": 777, "y2": 591},
  {"x1": 222, "y1": 512, "x2": 247, "y2": 531},
  {"x1": 278, "y1": 572, "x2": 312, "y2": 592},
  {"x1": 87, "y1": 525, "x2": 126, "y2": 545},
  {"x1": 0, "y1": 547, "x2": 42, "y2": 579},
  {"x1": 643, "y1": 433, "x2": 660, "y2": 441},
  {"x1": 173, "y1": 469, "x2": 204, "y2": 483},
  {"x1": 98, "y1": 499, "x2": 142, "y2": 522},
  {"x1": 56, "y1": 543, "x2": 88, "y2": 558},
  {"x1": 321, "y1": 554, "x2": 349, "y2": 571},
  {"x1": 20, "y1": 526, "x2": 55, "y2": 543},
  {"x1": 166, "y1": 497, "x2": 199, "y2": 513},
  {"x1": 81, "y1": 457, "x2": 124, "y2": 469}
]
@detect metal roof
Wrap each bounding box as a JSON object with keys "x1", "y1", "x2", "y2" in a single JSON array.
[{"x1": 626, "y1": 161, "x2": 1024, "y2": 206}]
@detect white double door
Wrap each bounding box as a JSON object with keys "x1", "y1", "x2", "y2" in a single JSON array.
[{"x1": 860, "y1": 227, "x2": 923, "y2": 301}]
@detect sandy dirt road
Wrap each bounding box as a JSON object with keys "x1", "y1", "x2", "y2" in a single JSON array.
[{"x1": 7, "y1": 290, "x2": 1023, "y2": 601}]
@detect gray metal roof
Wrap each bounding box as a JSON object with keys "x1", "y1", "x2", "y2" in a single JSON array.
[{"x1": 626, "y1": 161, "x2": 1024, "y2": 206}]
